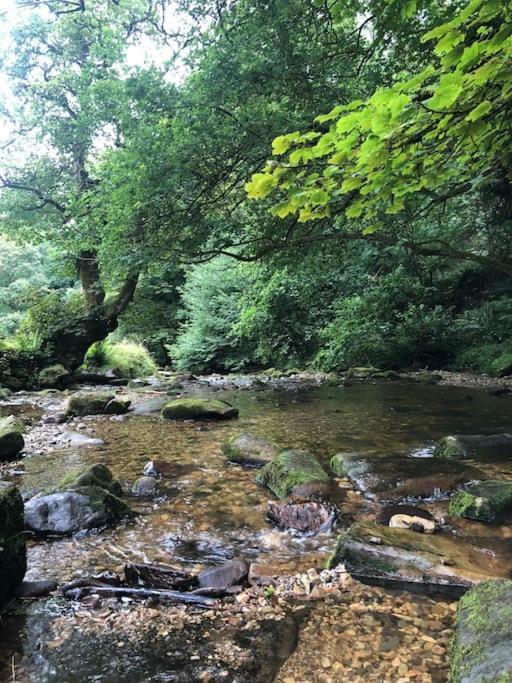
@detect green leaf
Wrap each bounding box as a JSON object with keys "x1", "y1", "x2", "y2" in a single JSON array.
[{"x1": 465, "y1": 99, "x2": 492, "y2": 121}]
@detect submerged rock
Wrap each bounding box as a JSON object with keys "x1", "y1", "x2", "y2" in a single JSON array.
[
  {"x1": 25, "y1": 486, "x2": 134, "y2": 535},
  {"x1": 56, "y1": 431, "x2": 104, "y2": 447},
  {"x1": 197, "y1": 559, "x2": 248, "y2": 589},
  {"x1": 65, "y1": 391, "x2": 130, "y2": 417},
  {"x1": 0, "y1": 481, "x2": 26, "y2": 603},
  {"x1": 434, "y1": 433, "x2": 512, "y2": 459},
  {"x1": 450, "y1": 580, "x2": 512, "y2": 682},
  {"x1": 162, "y1": 398, "x2": 239, "y2": 420},
  {"x1": 131, "y1": 476, "x2": 161, "y2": 497},
  {"x1": 377, "y1": 504, "x2": 437, "y2": 534},
  {"x1": 221, "y1": 432, "x2": 278, "y2": 466},
  {"x1": 267, "y1": 499, "x2": 337, "y2": 534},
  {"x1": 0, "y1": 415, "x2": 24, "y2": 460},
  {"x1": 256, "y1": 450, "x2": 329, "y2": 499},
  {"x1": 328, "y1": 521, "x2": 498, "y2": 595},
  {"x1": 449, "y1": 480, "x2": 512, "y2": 522},
  {"x1": 330, "y1": 452, "x2": 480, "y2": 501}
]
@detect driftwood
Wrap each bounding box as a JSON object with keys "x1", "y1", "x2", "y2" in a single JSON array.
[
  {"x1": 62, "y1": 585, "x2": 218, "y2": 608},
  {"x1": 124, "y1": 562, "x2": 197, "y2": 591}
]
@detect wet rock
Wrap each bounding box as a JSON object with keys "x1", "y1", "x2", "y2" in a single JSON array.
[
  {"x1": 127, "y1": 378, "x2": 151, "y2": 389},
  {"x1": 330, "y1": 452, "x2": 480, "y2": 501},
  {"x1": 197, "y1": 559, "x2": 249, "y2": 589},
  {"x1": 0, "y1": 481, "x2": 26, "y2": 604},
  {"x1": 104, "y1": 397, "x2": 131, "y2": 414},
  {"x1": 56, "y1": 431, "x2": 104, "y2": 447},
  {"x1": 14, "y1": 580, "x2": 57, "y2": 599},
  {"x1": 328, "y1": 521, "x2": 498, "y2": 595},
  {"x1": 248, "y1": 563, "x2": 282, "y2": 586},
  {"x1": 65, "y1": 391, "x2": 120, "y2": 416},
  {"x1": 221, "y1": 432, "x2": 278, "y2": 466},
  {"x1": 377, "y1": 504, "x2": 437, "y2": 533},
  {"x1": 267, "y1": 499, "x2": 337, "y2": 534},
  {"x1": 56, "y1": 463, "x2": 123, "y2": 497},
  {"x1": 143, "y1": 459, "x2": 174, "y2": 478},
  {"x1": 434, "y1": 433, "x2": 512, "y2": 459},
  {"x1": 25, "y1": 486, "x2": 135, "y2": 535},
  {"x1": 38, "y1": 364, "x2": 69, "y2": 389},
  {"x1": 0, "y1": 415, "x2": 24, "y2": 460},
  {"x1": 0, "y1": 386, "x2": 12, "y2": 400},
  {"x1": 124, "y1": 563, "x2": 197, "y2": 591},
  {"x1": 449, "y1": 480, "x2": 512, "y2": 522},
  {"x1": 131, "y1": 476, "x2": 161, "y2": 497},
  {"x1": 451, "y1": 580, "x2": 512, "y2": 682},
  {"x1": 42, "y1": 412, "x2": 67, "y2": 425},
  {"x1": 132, "y1": 397, "x2": 167, "y2": 415},
  {"x1": 162, "y1": 398, "x2": 239, "y2": 420},
  {"x1": 256, "y1": 450, "x2": 329, "y2": 499}
]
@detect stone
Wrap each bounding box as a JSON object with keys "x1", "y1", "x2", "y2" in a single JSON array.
[
  {"x1": 197, "y1": 559, "x2": 249, "y2": 589},
  {"x1": 377, "y1": 504, "x2": 437, "y2": 534},
  {"x1": 56, "y1": 431, "x2": 104, "y2": 447},
  {"x1": 42, "y1": 412, "x2": 67, "y2": 425},
  {"x1": 256, "y1": 450, "x2": 330, "y2": 499},
  {"x1": 55, "y1": 464, "x2": 123, "y2": 497},
  {"x1": 132, "y1": 398, "x2": 167, "y2": 415},
  {"x1": 38, "y1": 364, "x2": 69, "y2": 388},
  {"x1": 413, "y1": 372, "x2": 442, "y2": 384},
  {"x1": 127, "y1": 378, "x2": 151, "y2": 389},
  {"x1": 449, "y1": 480, "x2": 512, "y2": 522},
  {"x1": 221, "y1": 432, "x2": 278, "y2": 466},
  {"x1": 434, "y1": 433, "x2": 512, "y2": 459},
  {"x1": 162, "y1": 398, "x2": 239, "y2": 420},
  {"x1": 131, "y1": 476, "x2": 160, "y2": 497},
  {"x1": 248, "y1": 563, "x2": 282, "y2": 586},
  {"x1": 327, "y1": 521, "x2": 501, "y2": 595},
  {"x1": 143, "y1": 460, "x2": 174, "y2": 478},
  {"x1": 25, "y1": 486, "x2": 134, "y2": 535},
  {"x1": 0, "y1": 387, "x2": 12, "y2": 400},
  {"x1": 330, "y1": 452, "x2": 481, "y2": 501},
  {"x1": 104, "y1": 397, "x2": 131, "y2": 415},
  {"x1": 0, "y1": 481, "x2": 26, "y2": 603},
  {"x1": 451, "y1": 580, "x2": 512, "y2": 682},
  {"x1": 0, "y1": 415, "x2": 24, "y2": 460},
  {"x1": 65, "y1": 391, "x2": 115, "y2": 416},
  {"x1": 266, "y1": 499, "x2": 337, "y2": 534},
  {"x1": 14, "y1": 580, "x2": 58, "y2": 599}
]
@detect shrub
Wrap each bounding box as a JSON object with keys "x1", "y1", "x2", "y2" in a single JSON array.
[{"x1": 84, "y1": 339, "x2": 156, "y2": 378}]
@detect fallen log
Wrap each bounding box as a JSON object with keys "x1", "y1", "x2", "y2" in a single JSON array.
[{"x1": 62, "y1": 585, "x2": 218, "y2": 608}]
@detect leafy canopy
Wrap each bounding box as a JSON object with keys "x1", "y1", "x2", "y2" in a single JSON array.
[{"x1": 246, "y1": 0, "x2": 512, "y2": 230}]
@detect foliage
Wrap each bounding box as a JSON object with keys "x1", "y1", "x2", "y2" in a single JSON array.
[{"x1": 84, "y1": 339, "x2": 156, "y2": 378}]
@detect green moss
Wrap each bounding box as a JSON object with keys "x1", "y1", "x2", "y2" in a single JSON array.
[
  {"x1": 0, "y1": 415, "x2": 24, "y2": 460},
  {"x1": 489, "y1": 353, "x2": 512, "y2": 378},
  {"x1": 434, "y1": 436, "x2": 466, "y2": 459},
  {"x1": 0, "y1": 481, "x2": 26, "y2": 603},
  {"x1": 84, "y1": 339, "x2": 156, "y2": 379},
  {"x1": 162, "y1": 398, "x2": 238, "y2": 420},
  {"x1": 38, "y1": 363, "x2": 69, "y2": 388},
  {"x1": 255, "y1": 449, "x2": 329, "y2": 499},
  {"x1": 449, "y1": 481, "x2": 512, "y2": 522},
  {"x1": 65, "y1": 391, "x2": 115, "y2": 416},
  {"x1": 55, "y1": 464, "x2": 123, "y2": 497},
  {"x1": 73, "y1": 485, "x2": 135, "y2": 524}
]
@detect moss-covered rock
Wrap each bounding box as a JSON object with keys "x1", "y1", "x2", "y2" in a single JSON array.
[
  {"x1": 104, "y1": 397, "x2": 131, "y2": 415},
  {"x1": 0, "y1": 481, "x2": 26, "y2": 603},
  {"x1": 346, "y1": 366, "x2": 380, "y2": 379},
  {"x1": 489, "y1": 352, "x2": 512, "y2": 378},
  {"x1": 0, "y1": 415, "x2": 25, "y2": 461},
  {"x1": 24, "y1": 485, "x2": 135, "y2": 535},
  {"x1": 255, "y1": 449, "x2": 329, "y2": 499},
  {"x1": 54, "y1": 463, "x2": 123, "y2": 497},
  {"x1": 434, "y1": 433, "x2": 512, "y2": 459},
  {"x1": 413, "y1": 371, "x2": 442, "y2": 384},
  {"x1": 450, "y1": 580, "x2": 512, "y2": 682},
  {"x1": 221, "y1": 433, "x2": 278, "y2": 466},
  {"x1": 65, "y1": 391, "x2": 130, "y2": 416},
  {"x1": 162, "y1": 398, "x2": 238, "y2": 420},
  {"x1": 327, "y1": 521, "x2": 498, "y2": 593},
  {"x1": 38, "y1": 364, "x2": 69, "y2": 388},
  {"x1": 330, "y1": 452, "x2": 479, "y2": 501},
  {"x1": 449, "y1": 480, "x2": 512, "y2": 522},
  {"x1": 0, "y1": 387, "x2": 12, "y2": 400}
]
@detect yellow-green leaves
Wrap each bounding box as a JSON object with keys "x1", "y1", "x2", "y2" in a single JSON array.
[{"x1": 465, "y1": 99, "x2": 492, "y2": 121}]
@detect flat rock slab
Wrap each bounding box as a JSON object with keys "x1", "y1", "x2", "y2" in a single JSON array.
[
  {"x1": 221, "y1": 432, "x2": 278, "y2": 466},
  {"x1": 56, "y1": 431, "x2": 104, "y2": 447},
  {"x1": 328, "y1": 521, "x2": 500, "y2": 596},
  {"x1": 451, "y1": 580, "x2": 512, "y2": 682},
  {"x1": 256, "y1": 450, "x2": 329, "y2": 499},
  {"x1": 162, "y1": 398, "x2": 238, "y2": 420},
  {"x1": 434, "y1": 433, "x2": 512, "y2": 460},
  {"x1": 197, "y1": 559, "x2": 248, "y2": 589},
  {"x1": 330, "y1": 452, "x2": 481, "y2": 502},
  {"x1": 449, "y1": 480, "x2": 512, "y2": 522}
]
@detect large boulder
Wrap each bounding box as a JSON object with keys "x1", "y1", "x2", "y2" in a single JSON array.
[
  {"x1": 221, "y1": 433, "x2": 278, "y2": 466},
  {"x1": 451, "y1": 580, "x2": 512, "y2": 682},
  {"x1": 434, "y1": 433, "x2": 512, "y2": 459},
  {"x1": 65, "y1": 391, "x2": 130, "y2": 417},
  {"x1": 330, "y1": 452, "x2": 480, "y2": 501},
  {"x1": 449, "y1": 480, "x2": 512, "y2": 522},
  {"x1": 0, "y1": 415, "x2": 24, "y2": 460},
  {"x1": 255, "y1": 450, "x2": 329, "y2": 499},
  {"x1": 162, "y1": 398, "x2": 238, "y2": 420},
  {"x1": 328, "y1": 521, "x2": 499, "y2": 595},
  {"x1": 0, "y1": 481, "x2": 26, "y2": 603},
  {"x1": 55, "y1": 463, "x2": 123, "y2": 497},
  {"x1": 25, "y1": 486, "x2": 134, "y2": 535},
  {"x1": 38, "y1": 364, "x2": 69, "y2": 388}
]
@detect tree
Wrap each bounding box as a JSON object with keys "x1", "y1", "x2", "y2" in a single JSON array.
[{"x1": 246, "y1": 0, "x2": 512, "y2": 272}]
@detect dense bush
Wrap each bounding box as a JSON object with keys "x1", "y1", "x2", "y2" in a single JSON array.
[{"x1": 84, "y1": 339, "x2": 156, "y2": 378}]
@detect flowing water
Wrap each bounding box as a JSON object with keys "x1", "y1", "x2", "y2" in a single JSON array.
[{"x1": 1, "y1": 378, "x2": 511, "y2": 682}]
